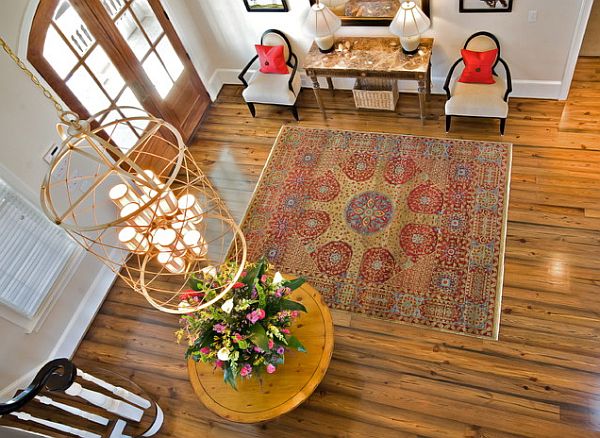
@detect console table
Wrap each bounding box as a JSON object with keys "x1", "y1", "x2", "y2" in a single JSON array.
[{"x1": 303, "y1": 37, "x2": 433, "y2": 121}]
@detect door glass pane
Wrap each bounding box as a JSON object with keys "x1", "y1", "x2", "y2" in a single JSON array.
[
  {"x1": 53, "y1": 0, "x2": 95, "y2": 56},
  {"x1": 101, "y1": 0, "x2": 126, "y2": 18},
  {"x1": 131, "y1": 0, "x2": 163, "y2": 43},
  {"x1": 86, "y1": 45, "x2": 125, "y2": 99},
  {"x1": 114, "y1": 10, "x2": 150, "y2": 60},
  {"x1": 66, "y1": 66, "x2": 110, "y2": 115},
  {"x1": 43, "y1": 26, "x2": 77, "y2": 79},
  {"x1": 142, "y1": 53, "x2": 173, "y2": 98},
  {"x1": 156, "y1": 36, "x2": 184, "y2": 82},
  {"x1": 103, "y1": 111, "x2": 139, "y2": 152},
  {"x1": 117, "y1": 88, "x2": 150, "y2": 131}
]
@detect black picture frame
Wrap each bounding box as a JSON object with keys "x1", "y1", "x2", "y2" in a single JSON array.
[
  {"x1": 459, "y1": 0, "x2": 513, "y2": 13},
  {"x1": 308, "y1": 0, "x2": 430, "y2": 26},
  {"x1": 244, "y1": 0, "x2": 289, "y2": 12}
]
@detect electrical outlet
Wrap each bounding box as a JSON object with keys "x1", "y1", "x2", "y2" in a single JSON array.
[
  {"x1": 528, "y1": 10, "x2": 538, "y2": 23},
  {"x1": 43, "y1": 143, "x2": 60, "y2": 164}
]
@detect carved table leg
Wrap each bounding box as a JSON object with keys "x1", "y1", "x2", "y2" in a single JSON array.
[
  {"x1": 326, "y1": 77, "x2": 334, "y2": 95},
  {"x1": 426, "y1": 61, "x2": 432, "y2": 102},
  {"x1": 311, "y1": 74, "x2": 327, "y2": 118},
  {"x1": 418, "y1": 75, "x2": 427, "y2": 124}
]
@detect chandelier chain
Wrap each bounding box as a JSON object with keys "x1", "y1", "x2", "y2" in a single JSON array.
[{"x1": 0, "y1": 36, "x2": 65, "y2": 115}]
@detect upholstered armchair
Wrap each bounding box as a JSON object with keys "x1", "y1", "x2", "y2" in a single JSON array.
[
  {"x1": 444, "y1": 31, "x2": 513, "y2": 135},
  {"x1": 238, "y1": 29, "x2": 301, "y2": 121}
]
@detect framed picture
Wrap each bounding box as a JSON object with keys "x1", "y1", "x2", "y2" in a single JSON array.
[
  {"x1": 460, "y1": 0, "x2": 513, "y2": 13},
  {"x1": 308, "y1": 0, "x2": 430, "y2": 26},
  {"x1": 244, "y1": 0, "x2": 289, "y2": 12}
]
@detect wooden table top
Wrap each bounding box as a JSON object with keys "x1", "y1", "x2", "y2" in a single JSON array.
[
  {"x1": 187, "y1": 281, "x2": 334, "y2": 423},
  {"x1": 303, "y1": 37, "x2": 433, "y2": 74}
]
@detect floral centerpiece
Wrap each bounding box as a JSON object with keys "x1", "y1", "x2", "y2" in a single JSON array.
[{"x1": 176, "y1": 257, "x2": 307, "y2": 388}]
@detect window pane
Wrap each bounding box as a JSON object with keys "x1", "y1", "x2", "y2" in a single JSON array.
[
  {"x1": 156, "y1": 36, "x2": 184, "y2": 82},
  {"x1": 43, "y1": 26, "x2": 77, "y2": 79},
  {"x1": 114, "y1": 10, "x2": 150, "y2": 60},
  {"x1": 131, "y1": 0, "x2": 163, "y2": 43},
  {"x1": 142, "y1": 53, "x2": 173, "y2": 98},
  {"x1": 117, "y1": 88, "x2": 150, "y2": 131},
  {"x1": 53, "y1": 0, "x2": 95, "y2": 56},
  {"x1": 101, "y1": 0, "x2": 127, "y2": 18},
  {"x1": 66, "y1": 66, "x2": 110, "y2": 115},
  {"x1": 86, "y1": 45, "x2": 125, "y2": 99},
  {"x1": 102, "y1": 110, "x2": 139, "y2": 152}
]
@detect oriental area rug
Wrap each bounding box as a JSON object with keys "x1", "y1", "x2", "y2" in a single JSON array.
[{"x1": 241, "y1": 126, "x2": 512, "y2": 338}]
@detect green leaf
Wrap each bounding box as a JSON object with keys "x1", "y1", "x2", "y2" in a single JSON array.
[
  {"x1": 249, "y1": 323, "x2": 269, "y2": 351},
  {"x1": 195, "y1": 329, "x2": 214, "y2": 349},
  {"x1": 223, "y1": 366, "x2": 237, "y2": 390},
  {"x1": 282, "y1": 277, "x2": 305, "y2": 291},
  {"x1": 286, "y1": 335, "x2": 307, "y2": 353},
  {"x1": 280, "y1": 299, "x2": 307, "y2": 313},
  {"x1": 237, "y1": 339, "x2": 249, "y2": 350},
  {"x1": 257, "y1": 284, "x2": 267, "y2": 309}
]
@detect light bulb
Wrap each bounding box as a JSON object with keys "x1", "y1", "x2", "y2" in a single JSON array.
[
  {"x1": 182, "y1": 230, "x2": 208, "y2": 257},
  {"x1": 120, "y1": 202, "x2": 150, "y2": 228},
  {"x1": 158, "y1": 186, "x2": 178, "y2": 216},
  {"x1": 177, "y1": 194, "x2": 203, "y2": 223},
  {"x1": 157, "y1": 252, "x2": 186, "y2": 274},
  {"x1": 136, "y1": 169, "x2": 162, "y2": 197},
  {"x1": 118, "y1": 226, "x2": 149, "y2": 254},
  {"x1": 109, "y1": 184, "x2": 134, "y2": 208}
]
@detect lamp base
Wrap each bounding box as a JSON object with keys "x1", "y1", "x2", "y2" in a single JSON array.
[
  {"x1": 315, "y1": 35, "x2": 335, "y2": 53},
  {"x1": 399, "y1": 35, "x2": 421, "y2": 54}
]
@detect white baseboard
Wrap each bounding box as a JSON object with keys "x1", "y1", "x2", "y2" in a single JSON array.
[
  {"x1": 0, "y1": 261, "x2": 117, "y2": 400},
  {"x1": 211, "y1": 67, "x2": 564, "y2": 100}
]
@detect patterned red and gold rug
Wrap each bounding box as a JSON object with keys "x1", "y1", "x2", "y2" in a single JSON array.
[{"x1": 241, "y1": 126, "x2": 511, "y2": 338}]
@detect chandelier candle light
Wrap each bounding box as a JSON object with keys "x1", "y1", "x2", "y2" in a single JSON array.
[{"x1": 0, "y1": 36, "x2": 246, "y2": 314}]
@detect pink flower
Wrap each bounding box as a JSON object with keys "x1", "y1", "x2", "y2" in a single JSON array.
[
  {"x1": 266, "y1": 364, "x2": 276, "y2": 374},
  {"x1": 253, "y1": 346, "x2": 264, "y2": 353},
  {"x1": 233, "y1": 282, "x2": 246, "y2": 289},
  {"x1": 291, "y1": 311, "x2": 299, "y2": 318},
  {"x1": 215, "y1": 360, "x2": 224, "y2": 369},
  {"x1": 213, "y1": 323, "x2": 227, "y2": 333},
  {"x1": 281, "y1": 328, "x2": 290, "y2": 334},
  {"x1": 277, "y1": 346, "x2": 285, "y2": 355},
  {"x1": 241, "y1": 271, "x2": 247, "y2": 277},
  {"x1": 180, "y1": 290, "x2": 204, "y2": 301},
  {"x1": 233, "y1": 333, "x2": 243, "y2": 342},
  {"x1": 260, "y1": 274, "x2": 267, "y2": 283},
  {"x1": 268, "y1": 339, "x2": 274, "y2": 349},
  {"x1": 240, "y1": 363, "x2": 253, "y2": 377},
  {"x1": 246, "y1": 309, "x2": 267, "y2": 324},
  {"x1": 200, "y1": 347, "x2": 211, "y2": 354}
]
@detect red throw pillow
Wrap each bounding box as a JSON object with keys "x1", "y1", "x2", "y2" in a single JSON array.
[
  {"x1": 458, "y1": 48, "x2": 498, "y2": 84},
  {"x1": 255, "y1": 44, "x2": 288, "y2": 74}
]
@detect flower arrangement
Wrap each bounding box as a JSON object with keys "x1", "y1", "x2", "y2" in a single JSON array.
[{"x1": 176, "y1": 257, "x2": 307, "y2": 388}]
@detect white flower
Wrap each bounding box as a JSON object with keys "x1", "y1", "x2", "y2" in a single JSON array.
[
  {"x1": 178, "y1": 301, "x2": 191, "y2": 313},
  {"x1": 200, "y1": 266, "x2": 217, "y2": 279},
  {"x1": 217, "y1": 347, "x2": 230, "y2": 361},
  {"x1": 272, "y1": 271, "x2": 283, "y2": 285},
  {"x1": 221, "y1": 298, "x2": 234, "y2": 314}
]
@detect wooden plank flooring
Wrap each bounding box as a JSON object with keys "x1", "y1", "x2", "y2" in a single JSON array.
[{"x1": 68, "y1": 58, "x2": 600, "y2": 437}]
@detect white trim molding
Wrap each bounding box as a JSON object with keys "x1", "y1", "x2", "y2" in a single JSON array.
[{"x1": 211, "y1": 68, "x2": 568, "y2": 100}]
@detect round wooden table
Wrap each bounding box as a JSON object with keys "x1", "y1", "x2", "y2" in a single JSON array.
[{"x1": 188, "y1": 282, "x2": 334, "y2": 423}]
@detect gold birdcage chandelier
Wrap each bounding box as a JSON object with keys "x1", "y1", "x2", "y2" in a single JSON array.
[{"x1": 1, "y1": 37, "x2": 246, "y2": 314}]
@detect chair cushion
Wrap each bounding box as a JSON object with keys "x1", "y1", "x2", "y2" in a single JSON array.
[
  {"x1": 255, "y1": 44, "x2": 288, "y2": 74},
  {"x1": 445, "y1": 77, "x2": 508, "y2": 118},
  {"x1": 459, "y1": 49, "x2": 497, "y2": 84},
  {"x1": 242, "y1": 67, "x2": 301, "y2": 106}
]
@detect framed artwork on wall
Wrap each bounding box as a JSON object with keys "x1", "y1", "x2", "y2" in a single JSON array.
[
  {"x1": 308, "y1": 0, "x2": 430, "y2": 26},
  {"x1": 459, "y1": 0, "x2": 513, "y2": 13},
  {"x1": 244, "y1": 0, "x2": 289, "y2": 12}
]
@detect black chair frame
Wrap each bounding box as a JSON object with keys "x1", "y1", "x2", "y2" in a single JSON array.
[
  {"x1": 443, "y1": 31, "x2": 513, "y2": 135},
  {"x1": 238, "y1": 29, "x2": 300, "y2": 121}
]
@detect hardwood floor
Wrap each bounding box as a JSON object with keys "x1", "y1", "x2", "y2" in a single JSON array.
[{"x1": 71, "y1": 58, "x2": 600, "y2": 437}]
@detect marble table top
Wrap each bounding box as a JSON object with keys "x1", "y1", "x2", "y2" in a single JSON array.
[{"x1": 303, "y1": 37, "x2": 433, "y2": 74}]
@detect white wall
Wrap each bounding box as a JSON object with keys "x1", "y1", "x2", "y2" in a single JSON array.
[
  {"x1": 176, "y1": 0, "x2": 592, "y2": 99},
  {"x1": 0, "y1": 1, "x2": 115, "y2": 397}
]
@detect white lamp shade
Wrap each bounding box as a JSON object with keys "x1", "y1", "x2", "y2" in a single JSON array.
[
  {"x1": 303, "y1": 2, "x2": 342, "y2": 37},
  {"x1": 390, "y1": 1, "x2": 431, "y2": 37}
]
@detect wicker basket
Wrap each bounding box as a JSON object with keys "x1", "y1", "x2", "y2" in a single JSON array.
[{"x1": 353, "y1": 78, "x2": 399, "y2": 111}]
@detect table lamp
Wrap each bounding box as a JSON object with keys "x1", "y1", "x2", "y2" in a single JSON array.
[
  {"x1": 389, "y1": 1, "x2": 431, "y2": 54},
  {"x1": 303, "y1": 0, "x2": 342, "y2": 53}
]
